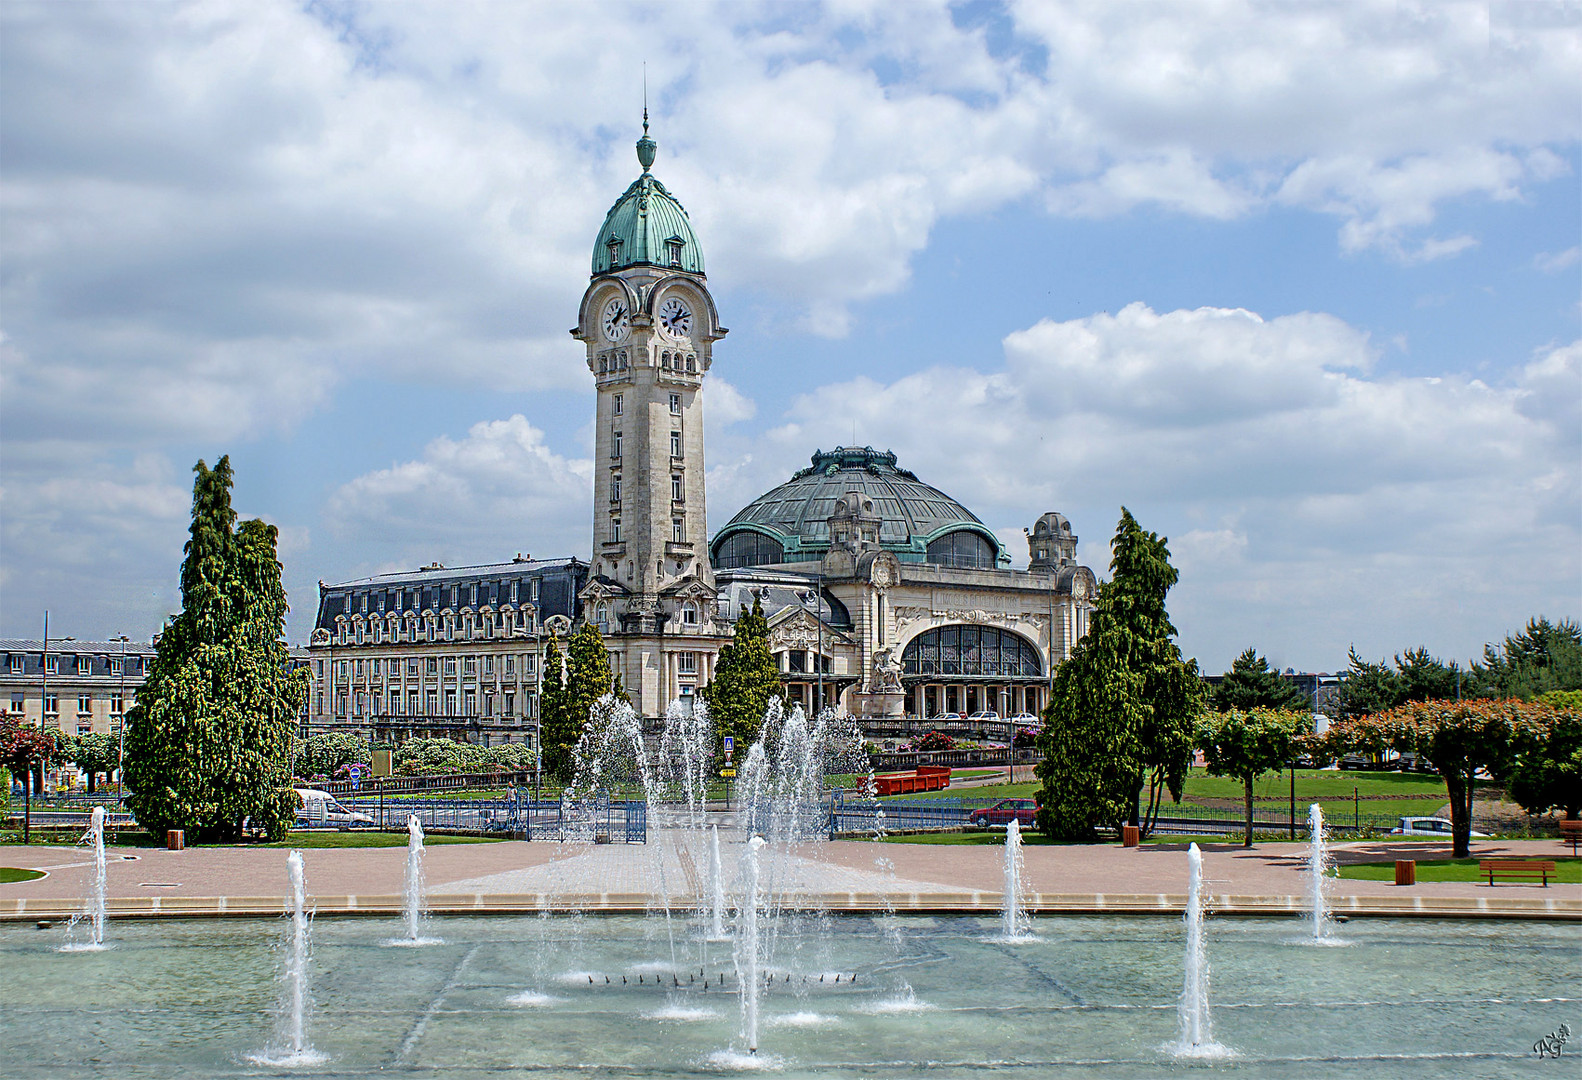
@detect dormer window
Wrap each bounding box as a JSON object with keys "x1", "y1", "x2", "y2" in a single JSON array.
[
  {"x1": 606, "y1": 236, "x2": 623, "y2": 265},
  {"x1": 666, "y1": 237, "x2": 684, "y2": 266}
]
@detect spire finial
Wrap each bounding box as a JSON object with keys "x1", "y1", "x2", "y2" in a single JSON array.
[{"x1": 636, "y1": 65, "x2": 657, "y2": 172}]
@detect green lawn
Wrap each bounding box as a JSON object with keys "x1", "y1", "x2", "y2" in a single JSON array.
[
  {"x1": 1339, "y1": 857, "x2": 1581, "y2": 884},
  {"x1": 0, "y1": 867, "x2": 47, "y2": 882}
]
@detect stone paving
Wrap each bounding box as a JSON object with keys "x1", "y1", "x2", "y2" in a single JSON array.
[{"x1": 3, "y1": 832, "x2": 1576, "y2": 917}]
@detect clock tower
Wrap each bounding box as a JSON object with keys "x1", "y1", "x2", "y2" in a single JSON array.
[{"x1": 571, "y1": 117, "x2": 727, "y2": 713}]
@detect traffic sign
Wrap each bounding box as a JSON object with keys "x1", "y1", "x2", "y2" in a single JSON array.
[
  {"x1": 722, "y1": 735, "x2": 735, "y2": 757},
  {"x1": 720, "y1": 767, "x2": 737, "y2": 778}
]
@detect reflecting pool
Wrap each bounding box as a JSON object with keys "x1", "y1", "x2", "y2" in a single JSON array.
[{"x1": 3, "y1": 914, "x2": 1576, "y2": 1078}]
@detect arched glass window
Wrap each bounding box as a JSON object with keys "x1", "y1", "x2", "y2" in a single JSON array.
[
  {"x1": 926, "y1": 529, "x2": 997, "y2": 569},
  {"x1": 595, "y1": 602, "x2": 609, "y2": 631},
  {"x1": 681, "y1": 601, "x2": 699, "y2": 626},
  {"x1": 901, "y1": 625, "x2": 1043, "y2": 678},
  {"x1": 712, "y1": 530, "x2": 785, "y2": 569}
]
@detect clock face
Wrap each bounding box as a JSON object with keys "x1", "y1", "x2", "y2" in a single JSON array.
[
  {"x1": 658, "y1": 296, "x2": 693, "y2": 339},
  {"x1": 601, "y1": 297, "x2": 630, "y2": 342}
]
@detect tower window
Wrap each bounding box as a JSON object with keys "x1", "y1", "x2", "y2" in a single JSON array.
[
  {"x1": 670, "y1": 430, "x2": 681, "y2": 458},
  {"x1": 606, "y1": 236, "x2": 622, "y2": 264},
  {"x1": 686, "y1": 355, "x2": 696, "y2": 373},
  {"x1": 669, "y1": 393, "x2": 681, "y2": 414},
  {"x1": 671, "y1": 474, "x2": 683, "y2": 502},
  {"x1": 667, "y1": 238, "x2": 684, "y2": 266},
  {"x1": 611, "y1": 474, "x2": 621, "y2": 502},
  {"x1": 612, "y1": 393, "x2": 622, "y2": 416},
  {"x1": 661, "y1": 351, "x2": 671, "y2": 370},
  {"x1": 673, "y1": 518, "x2": 685, "y2": 543},
  {"x1": 611, "y1": 520, "x2": 622, "y2": 544},
  {"x1": 612, "y1": 430, "x2": 622, "y2": 459}
]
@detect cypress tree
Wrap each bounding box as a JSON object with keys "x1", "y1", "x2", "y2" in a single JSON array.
[
  {"x1": 700, "y1": 598, "x2": 783, "y2": 750},
  {"x1": 124, "y1": 457, "x2": 307, "y2": 841},
  {"x1": 560, "y1": 623, "x2": 613, "y2": 775},
  {"x1": 539, "y1": 633, "x2": 573, "y2": 782},
  {"x1": 1036, "y1": 508, "x2": 1202, "y2": 840}
]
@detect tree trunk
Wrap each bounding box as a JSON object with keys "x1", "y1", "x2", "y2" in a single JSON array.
[
  {"x1": 1445, "y1": 771, "x2": 1471, "y2": 859},
  {"x1": 87, "y1": 771, "x2": 96, "y2": 794},
  {"x1": 1243, "y1": 775, "x2": 1255, "y2": 848}
]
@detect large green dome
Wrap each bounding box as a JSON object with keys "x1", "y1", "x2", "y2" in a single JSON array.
[
  {"x1": 591, "y1": 128, "x2": 704, "y2": 277},
  {"x1": 711, "y1": 447, "x2": 1007, "y2": 571}
]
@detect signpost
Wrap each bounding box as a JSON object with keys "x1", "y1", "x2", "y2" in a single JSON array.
[{"x1": 722, "y1": 736, "x2": 736, "y2": 808}]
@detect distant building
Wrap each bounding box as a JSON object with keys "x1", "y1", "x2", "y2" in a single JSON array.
[
  {"x1": 0, "y1": 637, "x2": 157, "y2": 737},
  {"x1": 305, "y1": 557, "x2": 589, "y2": 745},
  {"x1": 1199, "y1": 670, "x2": 1343, "y2": 714}
]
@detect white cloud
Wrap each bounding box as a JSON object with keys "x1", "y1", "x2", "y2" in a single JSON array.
[
  {"x1": 323, "y1": 415, "x2": 592, "y2": 576},
  {"x1": 1535, "y1": 246, "x2": 1581, "y2": 273},
  {"x1": 726, "y1": 305, "x2": 1581, "y2": 668}
]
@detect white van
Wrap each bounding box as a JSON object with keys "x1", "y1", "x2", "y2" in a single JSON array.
[{"x1": 294, "y1": 788, "x2": 374, "y2": 830}]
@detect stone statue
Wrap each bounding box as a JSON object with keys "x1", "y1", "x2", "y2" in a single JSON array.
[{"x1": 871, "y1": 647, "x2": 903, "y2": 693}]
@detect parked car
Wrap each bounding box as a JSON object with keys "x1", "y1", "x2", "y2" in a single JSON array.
[
  {"x1": 927, "y1": 712, "x2": 963, "y2": 723},
  {"x1": 1008, "y1": 713, "x2": 1038, "y2": 725},
  {"x1": 1338, "y1": 754, "x2": 1374, "y2": 770},
  {"x1": 294, "y1": 788, "x2": 374, "y2": 830},
  {"x1": 965, "y1": 710, "x2": 1001, "y2": 722},
  {"x1": 1389, "y1": 816, "x2": 1488, "y2": 838},
  {"x1": 970, "y1": 798, "x2": 1037, "y2": 827}
]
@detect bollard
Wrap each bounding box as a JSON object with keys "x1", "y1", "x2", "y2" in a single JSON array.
[
  {"x1": 1121, "y1": 825, "x2": 1140, "y2": 848},
  {"x1": 1393, "y1": 859, "x2": 1415, "y2": 886},
  {"x1": 166, "y1": 829, "x2": 185, "y2": 851}
]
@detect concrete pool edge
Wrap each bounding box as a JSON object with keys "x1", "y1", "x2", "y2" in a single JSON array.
[{"x1": 3, "y1": 890, "x2": 1578, "y2": 922}]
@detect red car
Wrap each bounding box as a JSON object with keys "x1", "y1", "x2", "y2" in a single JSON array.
[{"x1": 971, "y1": 799, "x2": 1037, "y2": 827}]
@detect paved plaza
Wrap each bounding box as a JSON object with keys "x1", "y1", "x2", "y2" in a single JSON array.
[{"x1": 2, "y1": 831, "x2": 1576, "y2": 922}]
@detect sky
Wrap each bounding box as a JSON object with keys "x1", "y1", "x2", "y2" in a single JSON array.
[{"x1": 1, "y1": 0, "x2": 1578, "y2": 675}]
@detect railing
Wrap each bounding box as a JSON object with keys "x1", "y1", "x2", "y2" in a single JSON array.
[
  {"x1": 868, "y1": 748, "x2": 1039, "y2": 771},
  {"x1": 317, "y1": 770, "x2": 533, "y2": 796},
  {"x1": 340, "y1": 792, "x2": 647, "y2": 843}
]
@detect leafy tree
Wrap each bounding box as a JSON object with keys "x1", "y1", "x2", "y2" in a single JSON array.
[
  {"x1": 1471, "y1": 617, "x2": 1582, "y2": 699},
  {"x1": 1037, "y1": 509, "x2": 1203, "y2": 839},
  {"x1": 64, "y1": 732, "x2": 119, "y2": 793},
  {"x1": 1507, "y1": 702, "x2": 1582, "y2": 820},
  {"x1": 1211, "y1": 648, "x2": 1308, "y2": 712},
  {"x1": 1, "y1": 715, "x2": 65, "y2": 842},
  {"x1": 123, "y1": 457, "x2": 308, "y2": 842},
  {"x1": 539, "y1": 633, "x2": 573, "y2": 781},
  {"x1": 294, "y1": 732, "x2": 370, "y2": 780},
  {"x1": 1323, "y1": 699, "x2": 1544, "y2": 857},
  {"x1": 700, "y1": 598, "x2": 784, "y2": 751},
  {"x1": 1197, "y1": 708, "x2": 1310, "y2": 848}
]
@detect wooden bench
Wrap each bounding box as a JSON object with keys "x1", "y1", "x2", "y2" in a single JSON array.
[
  {"x1": 1560, "y1": 819, "x2": 1582, "y2": 855},
  {"x1": 1480, "y1": 859, "x2": 1557, "y2": 886}
]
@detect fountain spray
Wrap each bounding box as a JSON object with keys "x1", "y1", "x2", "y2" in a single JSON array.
[
  {"x1": 1001, "y1": 817, "x2": 1029, "y2": 940},
  {"x1": 250, "y1": 850, "x2": 325, "y2": 1065},
  {"x1": 710, "y1": 824, "x2": 727, "y2": 940},
  {"x1": 1306, "y1": 803, "x2": 1336, "y2": 942},
  {"x1": 740, "y1": 835, "x2": 766, "y2": 1055},
  {"x1": 63, "y1": 806, "x2": 108, "y2": 951},
  {"x1": 1171, "y1": 843, "x2": 1232, "y2": 1058}
]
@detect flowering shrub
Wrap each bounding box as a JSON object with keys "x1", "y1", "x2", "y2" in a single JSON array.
[
  {"x1": 915, "y1": 730, "x2": 955, "y2": 752},
  {"x1": 1012, "y1": 726, "x2": 1038, "y2": 749}
]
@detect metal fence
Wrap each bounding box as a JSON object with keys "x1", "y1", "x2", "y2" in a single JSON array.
[{"x1": 341, "y1": 793, "x2": 647, "y2": 843}]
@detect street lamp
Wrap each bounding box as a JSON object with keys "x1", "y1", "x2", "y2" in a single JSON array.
[{"x1": 110, "y1": 635, "x2": 130, "y2": 839}]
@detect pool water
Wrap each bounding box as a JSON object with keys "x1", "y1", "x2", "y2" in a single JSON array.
[{"x1": 2, "y1": 915, "x2": 1576, "y2": 1078}]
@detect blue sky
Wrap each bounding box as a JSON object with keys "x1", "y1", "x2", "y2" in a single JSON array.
[{"x1": 2, "y1": 0, "x2": 1577, "y2": 674}]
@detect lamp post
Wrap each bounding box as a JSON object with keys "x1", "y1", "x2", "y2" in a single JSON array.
[{"x1": 110, "y1": 635, "x2": 130, "y2": 837}]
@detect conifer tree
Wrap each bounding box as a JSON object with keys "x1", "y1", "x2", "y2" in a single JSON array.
[
  {"x1": 539, "y1": 633, "x2": 573, "y2": 782},
  {"x1": 1211, "y1": 647, "x2": 1308, "y2": 712},
  {"x1": 123, "y1": 457, "x2": 307, "y2": 841},
  {"x1": 1036, "y1": 508, "x2": 1203, "y2": 839},
  {"x1": 700, "y1": 598, "x2": 783, "y2": 750},
  {"x1": 561, "y1": 622, "x2": 613, "y2": 773}
]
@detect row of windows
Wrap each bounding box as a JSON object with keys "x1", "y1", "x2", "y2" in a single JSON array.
[
  {"x1": 591, "y1": 602, "x2": 701, "y2": 630},
  {"x1": 712, "y1": 530, "x2": 785, "y2": 569},
  {"x1": 610, "y1": 429, "x2": 685, "y2": 459},
  {"x1": 605, "y1": 517, "x2": 691, "y2": 546},
  {"x1": 342, "y1": 578, "x2": 540, "y2": 617},
  {"x1": 925, "y1": 530, "x2": 998, "y2": 570},
  {"x1": 320, "y1": 653, "x2": 538, "y2": 680},
  {"x1": 10, "y1": 692, "x2": 130, "y2": 715},
  {"x1": 599, "y1": 352, "x2": 697, "y2": 377},
  {"x1": 330, "y1": 610, "x2": 535, "y2": 646},
  {"x1": 327, "y1": 688, "x2": 532, "y2": 720},
  {"x1": 6, "y1": 654, "x2": 145, "y2": 676}
]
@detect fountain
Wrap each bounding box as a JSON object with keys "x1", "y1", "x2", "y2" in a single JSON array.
[
  {"x1": 388, "y1": 815, "x2": 441, "y2": 946},
  {"x1": 61, "y1": 806, "x2": 108, "y2": 952},
  {"x1": 1171, "y1": 843, "x2": 1233, "y2": 1059},
  {"x1": 1305, "y1": 802, "x2": 1344, "y2": 944},
  {"x1": 998, "y1": 817, "x2": 1032, "y2": 941},
  {"x1": 709, "y1": 824, "x2": 728, "y2": 941},
  {"x1": 739, "y1": 835, "x2": 766, "y2": 1055},
  {"x1": 249, "y1": 851, "x2": 326, "y2": 1067}
]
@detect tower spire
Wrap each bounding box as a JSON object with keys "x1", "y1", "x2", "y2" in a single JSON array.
[{"x1": 637, "y1": 65, "x2": 656, "y2": 172}]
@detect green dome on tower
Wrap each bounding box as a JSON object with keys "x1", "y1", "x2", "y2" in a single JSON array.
[{"x1": 591, "y1": 124, "x2": 705, "y2": 277}]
